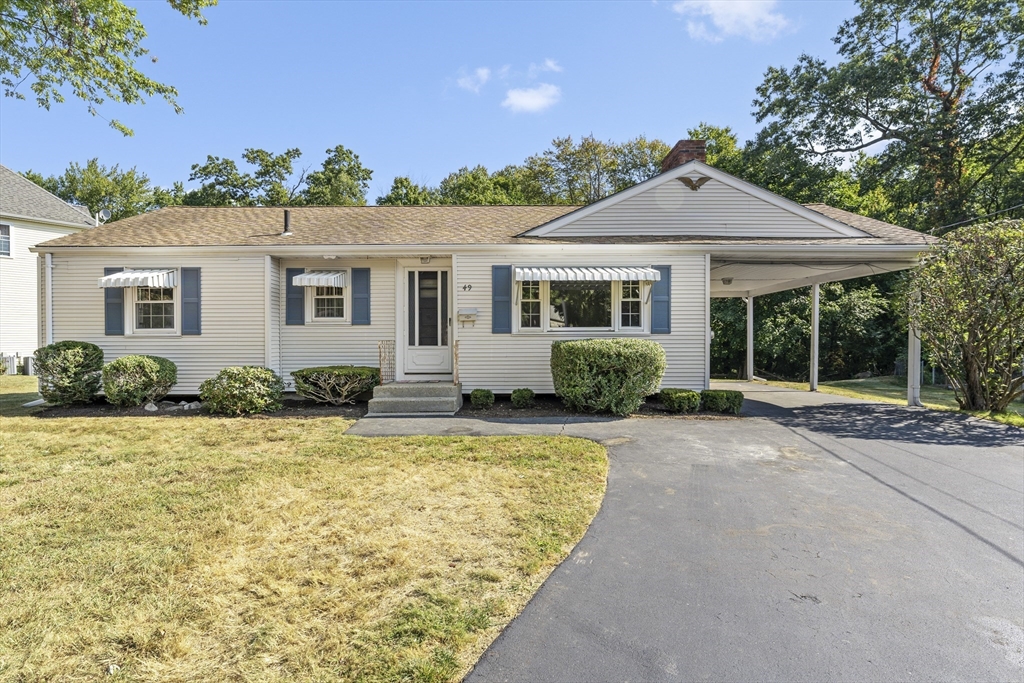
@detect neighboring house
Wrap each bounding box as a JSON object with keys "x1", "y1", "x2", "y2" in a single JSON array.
[
  {"x1": 32, "y1": 141, "x2": 937, "y2": 409},
  {"x1": 0, "y1": 165, "x2": 94, "y2": 360}
]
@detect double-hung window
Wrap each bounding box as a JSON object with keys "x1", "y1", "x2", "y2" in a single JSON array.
[
  {"x1": 516, "y1": 277, "x2": 650, "y2": 333},
  {"x1": 135, "y1": 286, "x2": 176, "y2": 330},
  {"x1": 0, "y1": 225, "x2": 10, "y2": 257},
  {"x1": 296, "y1": 270, "x2": 349, "y2": 322},
  {"x1": 313, "y1": 285, "x2": 345, "y2": 319}
]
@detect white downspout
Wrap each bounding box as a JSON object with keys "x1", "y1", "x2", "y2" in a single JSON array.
[{"x1": 45, "y1": 252, "x2": 54, "y2": 345}]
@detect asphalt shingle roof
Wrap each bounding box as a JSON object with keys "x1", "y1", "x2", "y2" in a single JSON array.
[
  {"x1": 0, "y1": 165, "x2": 95, "y2": 227},
  {"x1": 36, "y1": 202, "x2": 936, "y2": 249}
]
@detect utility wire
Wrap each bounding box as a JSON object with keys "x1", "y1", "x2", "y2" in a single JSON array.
[{"x1": 930, "y1": 202, "x2": 1024, "y2": 235}]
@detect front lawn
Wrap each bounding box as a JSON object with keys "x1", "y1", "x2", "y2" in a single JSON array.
[
  {"x1": 0, "y1": 389, "x2": 607, "y2": 681},
  {"x1": 764, "y1": 375, "x2": 1024, "y2": 428}
]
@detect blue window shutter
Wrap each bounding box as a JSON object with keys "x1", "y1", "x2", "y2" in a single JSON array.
[
  {"x1": 651, "y1": 265, "x2": 671, "y2": 334},
  {"x1": 492, "y1": 265, "x2": 512, "y2": 334},
  {"x1": 104, "y1": 267, "x2": 124, "y2": 335},
  {"x1": 352, "y1": 268, "x2": 371, "y2": 325},
  {"x1": 286, "y1": 268, "x2": 305, "y2": 325},
  {"x1": 181, "y1": 267, "x2": 201, "y2": 335}
]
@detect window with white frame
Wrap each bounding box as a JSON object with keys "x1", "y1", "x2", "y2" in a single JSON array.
[
  {"x1": 313, "y1": 285, "x2": 345, "y2": 319},
  {"x1": 134, "y1": 286, "x2": 176, "y2": 331},
  {"x1": 0, "y1": 225, "x2": 10, "y2": 257},
  {"x1": 517, "y1": 279, "x2": 648, "y2": 332},
  {"x1": 620, "y1": 280, "x2": 642, "y2": 328}
]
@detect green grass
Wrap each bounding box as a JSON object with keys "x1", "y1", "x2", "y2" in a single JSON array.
[
  {"x1": 761, "y1": 375, "x2": 1024, "y2": 428},
  {"x1": 0, "y1": 375, "x2": 42, "y2": 417},
  {"x1": 0, "y1": 378, "x2": 608, "y2": 682}
]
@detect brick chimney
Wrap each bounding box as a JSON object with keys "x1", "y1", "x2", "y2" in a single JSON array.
[{"x1": 660, "y1": 139, "x2": 706, "y2": 172}]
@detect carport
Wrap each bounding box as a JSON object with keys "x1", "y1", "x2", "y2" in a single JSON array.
[{"x1": 708, "y1": 204, "x2": 936, "y2": 405}]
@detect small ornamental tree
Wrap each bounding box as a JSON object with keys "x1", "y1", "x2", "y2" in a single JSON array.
[{"x1": 906, "y1": 220, "x2": 1023, "y2": 412}]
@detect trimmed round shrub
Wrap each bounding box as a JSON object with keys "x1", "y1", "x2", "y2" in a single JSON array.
[
  {"x1": 550, "y1": 338, "x2": 666, "y2": 416},
  {"x1": 470, "y1": 388, "x2": 495, "y2": 408},
  {"x1": 660, "y1": 388, "x2": 700, "y2": 413},
  {"x1": 200, "y1": 366, "x2": 284, "y2": 416},
  {"x1": 699, "y1": 389, "x2": 744, "y2": 414},
  {"x1": 292, "y1": 365, "x2": 380, "y2": 405},
  {"x1": 511, "y1": 388, "x2": 535, "y2": 409},
  {"x1": 35, "y1": 340, "x2": 104, "y2": 405},
  {"x1": 102, "y1": 355, "x2": 178, "y2": 407}
]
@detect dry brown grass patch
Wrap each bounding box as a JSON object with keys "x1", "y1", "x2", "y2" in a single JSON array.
[{"x1": 0, "y1": 415, "x2": 607, "y2": 681}]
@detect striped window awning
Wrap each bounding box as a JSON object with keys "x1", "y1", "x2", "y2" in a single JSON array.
[
  {"x1": 292, "y1": 270, "x2": 346, "y2": 288},
  {"x1": 514, "y1": 266, "x2": 661, "y2": 282},
  {"x1": 97, "y1": 269, "x2": 176, "y2": 288}
]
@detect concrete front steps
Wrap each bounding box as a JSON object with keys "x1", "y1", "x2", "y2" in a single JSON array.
[{"x1": 366, "y1": 382, "x2": 463, "y2": 416}]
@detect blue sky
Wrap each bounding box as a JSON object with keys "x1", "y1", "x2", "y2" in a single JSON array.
[{"x1": 0, "y1": 1, "x2": 858, "y2": 201}]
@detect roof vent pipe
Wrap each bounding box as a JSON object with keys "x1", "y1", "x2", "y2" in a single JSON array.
[{"x1": 281, "y1": 209, "x2": 292, "y2": 236}]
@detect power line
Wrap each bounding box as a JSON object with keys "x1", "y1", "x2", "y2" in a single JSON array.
[{"x1": 931, "y1": 202, "x2": 1024, "y2": 235}]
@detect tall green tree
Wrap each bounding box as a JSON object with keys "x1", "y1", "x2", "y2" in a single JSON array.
[
  {"x1": 183, "y1": 145, "x2": 372, "y2": 206},
  {"x1": 753, "y1": 0, "x2": 1024, "y2": 230},
  {"x1": 302, "y1": 145, "x2": 373, "y2": 206},
  {"x1": 375, "y1": 177, "x2": 438, "y2": 206},
  {"x1": 1, "y1": 0, "x2": 217, "y2": 136},
  {"x1": 905, "y1": 219, "x2": 1023, "y2": 411},
  {"x1": 23, "y1": 159, "x2": 175, "y2": 220}
]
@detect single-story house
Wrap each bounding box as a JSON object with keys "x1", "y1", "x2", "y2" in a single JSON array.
[
  {"x1": 1, "y1": 164, "x2": 95, "y2": 364},
  {"x1": 32, "y1": 141, "x2": 938, "y2": 412}
]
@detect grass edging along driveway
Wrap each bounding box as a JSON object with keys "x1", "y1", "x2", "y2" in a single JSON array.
[
  {"x1": 752, "y1": 376, "x2": 1024, "y2": 428},
  {"x1": 0, "y1": 378, "x2": 608, "y2": 682}
]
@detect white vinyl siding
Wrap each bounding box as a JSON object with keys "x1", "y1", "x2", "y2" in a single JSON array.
[
  {"x1": 49, "y1": 254, "x2": 266, "y2": 393},
  {"x1": 547, "y1": 178, "x2": 846, "y2": 238},
  {"x1": 278, "y1": 259, "x2": 396, "y2": 391},
  {"x1": 454, "y1": 251, "x2": 708, "y2": 393},
  {"x1": 0, "y1": 219, "x2": 83, "y2": 357}
]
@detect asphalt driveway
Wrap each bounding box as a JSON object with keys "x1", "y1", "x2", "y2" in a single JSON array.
[{"x1": 348, "y1": 386, "x2": 1024, "y2": 682}]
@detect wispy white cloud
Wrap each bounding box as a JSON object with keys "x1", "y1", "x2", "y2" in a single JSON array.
[
  {"x1": 672, "y1": 0, "x2": 789, "y2": 42},
  {"x1": 528, "y1": 58, "x2": 563, "y2": 78},
  {"x1": 456, "y1": 67, "x2": 491, "y2": 93},
  {"x1": 502, "y1": 83, "x2": 561, "y2": 113}
]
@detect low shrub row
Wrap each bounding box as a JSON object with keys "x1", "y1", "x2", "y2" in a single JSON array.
[
  {"x1": 33, "y1": 340, "x2": 381, "y2": 416},
  {"x1": 659, "y1": 388, "x2": 744, "y2": 414}
]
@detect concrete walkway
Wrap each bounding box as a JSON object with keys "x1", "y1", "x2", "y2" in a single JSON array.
[{"x1": 347, "y1": 387, "x2": 1024, "y2": 682}]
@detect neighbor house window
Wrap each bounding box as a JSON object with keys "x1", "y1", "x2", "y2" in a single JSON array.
[
  {"x1": 135, "y1": 287, "x2": 175, "y2": 330},
  {"x1": 313, "y1": 286, "x2": 345, "y2": 319},
  {"x1": 0, "y1": 225, "x2": 9, "y2": 256},
  {"x1": 517, "y1": 279, "x2": 647, "y2": 333}
]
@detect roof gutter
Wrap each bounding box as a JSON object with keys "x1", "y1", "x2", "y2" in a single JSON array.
[{"x1": 1, "y1": 211, "x2": 95, "y2": 230}]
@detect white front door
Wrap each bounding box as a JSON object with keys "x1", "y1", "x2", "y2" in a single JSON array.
[{"x1": 404, "y1": 268, "x2": 452, "y2": 374}]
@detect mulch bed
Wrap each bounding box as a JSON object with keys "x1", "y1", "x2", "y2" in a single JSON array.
[
  {"x1": 32, "y1": 393, "x2": 739, "y2": 420},
  {"x1": 457, "y1": 393, "x2": 741, "y2": 420},
  {"x1": 35, "y1": 397, "x2": 368, "y2": 419}
]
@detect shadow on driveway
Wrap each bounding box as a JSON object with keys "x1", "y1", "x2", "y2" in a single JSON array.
[{"x1": 744, "y1": 398, "x2": 1023, "y2": 448}]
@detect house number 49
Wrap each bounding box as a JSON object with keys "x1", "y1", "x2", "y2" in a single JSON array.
[{"x1": 462, "y1": 284, "x2": 472, "y2": 291}]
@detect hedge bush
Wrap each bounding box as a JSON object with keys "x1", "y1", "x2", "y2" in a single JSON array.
[
  {"x1": 200, "y1": 366, "x2": 284, "y2": 416},
  {"x1": 470, "y1": 389, "x2": 495, "y2": 408},
  {"x1": 291, "y1": 365, "x2": 380, "y2": 405},
  {"x1": 511, "y1": 388, "x2": 535, "y2": 409},
  {"x1": 102, "y1": 355, "x2": 178, "y2": 407},
  {"x1": 660, "y1": 388, "x2": 700, "y2": 413},
  {"x1": 700, "y1": 389, "x2": 744, "y2": 414},
  {"x1": 35, "y1": 340, "x2": 104, "y2": 405},
  {"x1": 550, "y1": 338, "x2": 666, "y2": 416}
]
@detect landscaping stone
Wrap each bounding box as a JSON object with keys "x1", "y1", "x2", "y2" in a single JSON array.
[{"x1": 144, "y1": 402, "x2": 159, "y2": 412}]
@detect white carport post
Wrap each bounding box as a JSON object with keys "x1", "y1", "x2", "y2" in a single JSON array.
[
  {"x1": 810, "y1": 283, "x2": 820, "y2": 391},
  {"x1": 907, "y1": 322, "x2": 923, "y2": 407},
  {"x1": 746, "y1": 296, "x2": 754, "y2": 381}
]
